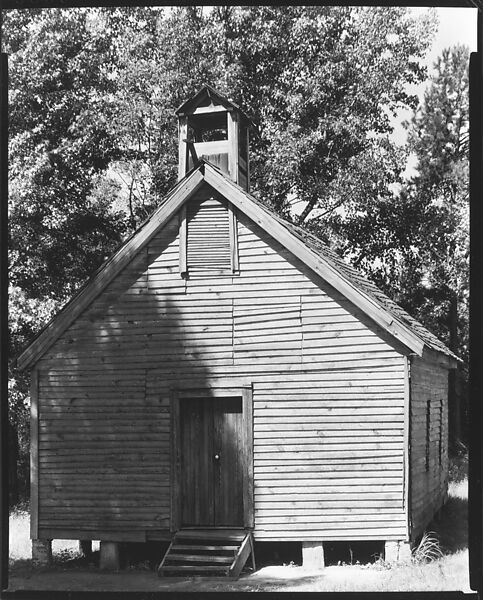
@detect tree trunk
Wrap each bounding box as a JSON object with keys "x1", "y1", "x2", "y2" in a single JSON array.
[{"x1": 298, "y1": 199, "x2": 316, "y2": 224}]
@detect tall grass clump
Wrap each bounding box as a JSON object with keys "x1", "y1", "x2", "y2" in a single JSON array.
[{"x1": 411, "y1": 532, "x2": 444, "y2": 564}]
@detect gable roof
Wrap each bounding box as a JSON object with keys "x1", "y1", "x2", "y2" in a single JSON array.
[
  {"x1": 175, "y1": 84, "x2": 250, "y2": 123},
  {"x1": 17, "y1": 160, "x2": 458, "y2": 371}
]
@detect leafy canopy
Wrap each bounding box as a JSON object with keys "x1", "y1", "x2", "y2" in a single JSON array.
[{"x1": 7, "y1": 6, "x2": 470, "y2": 501}]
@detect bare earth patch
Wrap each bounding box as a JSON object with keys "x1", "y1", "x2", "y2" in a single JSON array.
[{"x1": 8, "y1": 479, "x2": 471, "y2": 593}]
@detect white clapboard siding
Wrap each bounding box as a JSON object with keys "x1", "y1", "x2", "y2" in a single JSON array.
[
  {"x1": 37, "y1": 369, "x2": 171, "y2": 533},
  {"x1": 36, "y1": 184, "x2": 409, "y2": 541}
]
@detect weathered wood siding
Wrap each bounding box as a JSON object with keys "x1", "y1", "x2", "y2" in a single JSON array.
[
  {"x1": 409, "y1": 355, "x2": 449, "y2": 541},
  {"x1": 36, "y1": 183, "x2": 409, "y2": 542}
]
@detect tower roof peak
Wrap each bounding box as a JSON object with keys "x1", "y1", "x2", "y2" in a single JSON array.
[{"x1": 175, "y1": 84, "x2": 249, "y2": 122}]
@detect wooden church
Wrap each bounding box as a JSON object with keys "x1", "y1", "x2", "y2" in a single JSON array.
[{"x1": 18, "y1": 85, "x2": 458, "y2": 574}]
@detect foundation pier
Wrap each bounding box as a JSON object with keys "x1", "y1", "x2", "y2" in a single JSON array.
[
  {"x1": 79, "y1": 540, "x2": 93, "y2": 560},
  {"x1": 32, "y1": 539, "x2": 52, "y2": 568},
  {"x1": 302, "y1": 541, "x2": 325, "y2": 569},
  {"x1": 100, "y1": 541, "x2": 121, "y2": 570},
  {"x1": 385, "y1": 540, "x2": 412, "y2": 563}
]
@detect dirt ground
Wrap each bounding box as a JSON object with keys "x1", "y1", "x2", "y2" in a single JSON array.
[
  {"x1": 8, "y1": 555, "x2": 471, "y2": 593},
  {"x1": 8, "y1": 480, "x2": 472, "y2": 593}
]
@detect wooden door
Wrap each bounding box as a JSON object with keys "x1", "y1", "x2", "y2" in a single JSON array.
[
  {"x1": 180, "y1": 397, "x2": 243, "y2": 527},
  {"x1": 179, "y1": 398, "x2": 214, "y2": 526},
  {"x1": 213, "y1": 397, "x2": 244, "y2": 526}
]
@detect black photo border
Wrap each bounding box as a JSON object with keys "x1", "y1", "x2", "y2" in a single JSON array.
[{"x1": 0, "y1": 2, "x2": 481, "y2": 598}]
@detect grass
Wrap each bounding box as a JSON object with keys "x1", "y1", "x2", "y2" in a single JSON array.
[
  {"x1": 8, "y1": 462, "x2": 470, "y2": 592},
  {"x1": 411, "y1": 531, "x2": 444, "y2": 564},
  {"x1": 9, "y1": 508, "x2": 86, "y2": 574},
  {"x1": 248, "y1": 478, "x2": 470, "y2": 592},
  {"x1": 9, "y1": 509, "x2": 31, "y2": 573}
]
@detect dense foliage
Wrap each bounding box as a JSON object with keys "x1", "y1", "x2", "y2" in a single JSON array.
[
  {"x1": 402, "y1": 45, "x2": 469, "y2": 362},
  {"x1": 2, "y1": 6, "x2": 469, "y2": 504}
]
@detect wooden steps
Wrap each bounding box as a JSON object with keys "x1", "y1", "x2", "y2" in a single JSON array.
[{"x1": 158, "y1": 529, "x2": 256, "y2": 578}]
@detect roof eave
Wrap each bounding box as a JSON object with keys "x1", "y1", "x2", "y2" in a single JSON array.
[
  {"x1": 17, "y1": 167, "x2": 206, "y2": 371},
  {"x1": 175, "y1": 84, "x2": 230, "y2": 114},
  {"x1": 421, "y1": 346, "x2": 461, "y2": 369},
  {"x1": 202, "y1": 163, "x2": 427, "y2": 357},
  {"x1": 175, "y1": 84, "x2": 250, "y2": 123},
  {"x1": 18, "y1": 160, "x2": 449, "y2": 371}
]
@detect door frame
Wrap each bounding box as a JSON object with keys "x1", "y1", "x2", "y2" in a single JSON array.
[{"x1": 170, "y1": 384, "x2": 253, "y2": 531}]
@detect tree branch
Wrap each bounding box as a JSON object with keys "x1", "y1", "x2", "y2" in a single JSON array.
[{"x1": 298, "y1": 197, "x2": 317, "y2": 224}]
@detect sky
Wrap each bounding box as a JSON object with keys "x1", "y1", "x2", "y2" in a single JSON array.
[
  {"x1": 391, "y1": 6, "x2": 477, "y2": 172},
  {"x1": 423, "y1": 7, "x2": 477, "y2": 63}
]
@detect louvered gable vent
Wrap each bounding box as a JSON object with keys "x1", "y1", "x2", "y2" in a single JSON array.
[{"x1": 186, "y1": 197, "x2": 232, "y2": 273}]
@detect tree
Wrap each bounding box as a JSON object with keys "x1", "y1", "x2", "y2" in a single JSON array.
[
  {"x1": 403, "y1": 44, "x2": 469, "y2": 361},
  {"x1": 3, "y1": 6, "x2": 440, "y2": 504},
  {"x1": 84, "y1": 6, "x2": 438, "y2": 226},
  {"x1": 399, "y1": 45, "x2": 469, "y2": 445},
  {"x1": 210, "y1": 6, "x2": 436, "y2": 220},
  {"x1": 4, "y1": 8, "x2": 129, "y2": 301}
]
